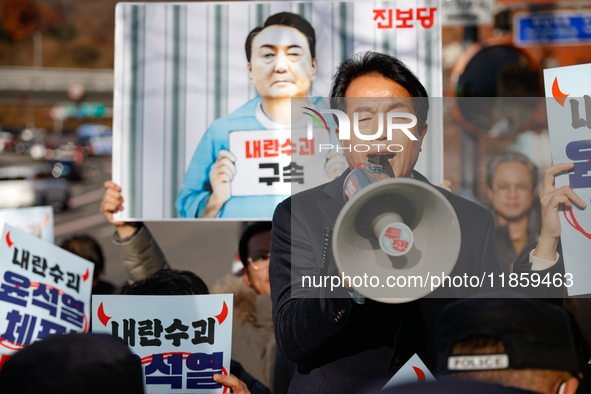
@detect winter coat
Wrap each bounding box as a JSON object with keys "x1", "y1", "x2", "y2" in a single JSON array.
[{"x1": 213, "y1": 275, "x2": 276, "y2": 389}]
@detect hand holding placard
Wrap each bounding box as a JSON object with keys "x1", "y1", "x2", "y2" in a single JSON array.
[
  {"x1": 213, "y1": 373, "x2": 251, "y2": 394},
  {"x1": 100, "y1": 181, "x2": 136, "y2": 239},
  {"x1": 203, "y1": 150, "x2": 237, "y2": 218},
  {"x1": 535, "y1": 162, "x2": 587, "y2": 261}
]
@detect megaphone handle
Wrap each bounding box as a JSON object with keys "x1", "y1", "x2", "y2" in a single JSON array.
[
  {"x1": 379, "y1": 154, "x2": 395, "y2": 178},
  {"x1": 319, "y1": 228, "x2": 333, "y2": 277},
  {"x1": 352, "y1": 290, "x2": 366, "y2": 305}
]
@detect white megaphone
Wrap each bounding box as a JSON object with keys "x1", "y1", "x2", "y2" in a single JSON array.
[{"x1": 332, "y1": 157, "x2": 461, "y2": 304}]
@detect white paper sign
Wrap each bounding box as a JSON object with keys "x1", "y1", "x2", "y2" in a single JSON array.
[
  {"x1": 92, "y1": 294, "x2": 233, "y2": 394},
  {"x1": 543, "y1": 63, "x2": 591, "y2": 296},
  {"x1": 0, "y1": 206, "x2": 54, "y2": 244},
  {"x1": 0, "y1": 225, "x2": 94, "y2": 366},
  {"x1": 382, "y1": 354, "x2": 436, "y2": 390},
  {"x1": 229, "y1": 127, "x2": 331, "y2": 196}
]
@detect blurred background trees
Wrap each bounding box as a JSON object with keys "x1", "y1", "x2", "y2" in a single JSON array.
[{"x1": 0, "y1": 0, "x2": 116, "y2": 68}]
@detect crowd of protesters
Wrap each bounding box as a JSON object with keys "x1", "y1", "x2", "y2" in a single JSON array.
[
  {"x1": 2, "y1": 150, "x2": 588, "y2": 394},
  {"x1": 0, "y1": 48, "x2": 589, "y2": 394}
]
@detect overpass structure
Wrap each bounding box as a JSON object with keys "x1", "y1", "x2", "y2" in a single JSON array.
[{"x1": 0, "y1": 66, "x2": 114, "y2": 104}]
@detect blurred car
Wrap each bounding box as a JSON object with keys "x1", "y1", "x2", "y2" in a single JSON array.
[
  {"x1": 0, "y1": 164, "x2": 70, "y2": 212},
  {"x1": 0, "y1": 131, "x2": 15, "y2": 153},
  {"x1": 14, "y1": 128, "x2": 47, "y2": 155},
  {"x1": 76, "y1": 123, "x2": 112, "y2": 156},
  {"x1": 46, "y1": 141, "x2": 84, "y2": 181},
  {"x1": 32, "y1": 134, "x2": 84, "y2": 181},
  {"x1": 88, "y1": 130, "x2": 112, "y2": 156}
]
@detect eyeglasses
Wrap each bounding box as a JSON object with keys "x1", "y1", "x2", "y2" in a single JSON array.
[
  {"x1": 492, "y1": 183, "x2": 533, "y2": 195},
  {"x1": 247, "y1": 253, "x2": 271, "y2": 270}
]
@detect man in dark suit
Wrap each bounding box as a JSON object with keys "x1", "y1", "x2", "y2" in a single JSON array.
[{"x1": 269, "y1": 52, "x2": 502, "y2": 394}]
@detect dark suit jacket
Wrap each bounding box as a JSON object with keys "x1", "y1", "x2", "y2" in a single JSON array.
[
  {"x1": 513, "y1": 240, "x2": 566, "y2": 298},
  {"x1": 494, "y1": 206, "x2": 541, "y2": 275},
  {"x1": 270, "y1": 170, "x2": 501, "y2": 394}
]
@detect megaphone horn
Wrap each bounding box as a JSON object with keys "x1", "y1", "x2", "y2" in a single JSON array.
[{"x1": 332, "y1": 177, "x2": 461, "y2": 304}]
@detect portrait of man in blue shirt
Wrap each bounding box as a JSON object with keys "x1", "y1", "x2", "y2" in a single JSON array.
[{"x1": 177, "y1": 12, "x2": 343, "y2": 219}]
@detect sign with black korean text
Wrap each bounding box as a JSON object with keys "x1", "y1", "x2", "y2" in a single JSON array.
[
  {"x1": 0, "y1": 225, "x2": 94, "y2": 367},
  {"x1": 544, "y1": 63, "x2": 591, "y2": 296},
  {"x1": 92, "y1": 294, "x2": 233, "y2": 393}
]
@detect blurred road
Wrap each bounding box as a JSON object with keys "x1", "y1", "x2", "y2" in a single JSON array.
[{"x1": 0, "y1": 151, "x2": 242, "y2": 290}]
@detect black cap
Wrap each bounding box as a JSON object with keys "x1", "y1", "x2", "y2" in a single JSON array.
[
  {"x1": 437, "y1": 297, "x2": 579, "y2": 375},
  {"x1": 0, "y1": 333, "x2": 144, "y2": 394}
]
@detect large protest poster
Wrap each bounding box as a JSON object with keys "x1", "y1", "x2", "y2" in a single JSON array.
[
  {"x1": 0, "y1": 206, "x2": 54, "y2": 243},
  {"x1": 543, "y1": 63, "x2": 591, "y2": 296},
  {"x1": 0, "y1": 225, "x2": 94, "y2": 366},
  {"x1": 92, "y1": 294, "x2": 233, "y2": 393},
  {"x1": 113, "y1": 0, "x2": 443, "y2": 220}
]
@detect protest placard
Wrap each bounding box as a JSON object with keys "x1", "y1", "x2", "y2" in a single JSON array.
[
  {"x1": 113, "y1": 0, "x2": 443, "y2": 220},
  {"x1": 0, "y1": 225, "x2": 94, "y2": 367},
  {"x1": 229, "y1": 125, "x2": 332, "y2": 196},
  {"x1": 92, "y1": 294, "x2": 233, "y2": 393},
  {"x1": 544, "y1": 63, "x2": 591, "y2": 296},
  {"x1": 0, "y1": 206, "x2": 54, "y2": 243}
]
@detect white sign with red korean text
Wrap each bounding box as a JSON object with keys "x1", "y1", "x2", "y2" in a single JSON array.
[
  {"x1": 229, "y1": 127, "x2": 331, "y2": 196},
  {"x1": 0, "y1": 225, "x2": 94, "y2": 366},
  {"x1": 544, "y1": 63, "x2": 591, "y2": 296},
  {"x1": 92, "y1": 294, "x2": 233, "y2": 394}
]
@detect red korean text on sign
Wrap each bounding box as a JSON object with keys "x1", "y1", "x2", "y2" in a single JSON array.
[
  {"x1": 372, "y1": 8, "x2": 437, "y2": 29},
  {"x1": 373, "y1": 9, "x2": 393, "y2": 29},
  {"x1": 417, "y1": 7, "x2": 436, "y2": 28},
  {"x1": 246, "y1": 139, "x2": 313, "y2": 159},
  {"x1": 396, "y1": 9, "x2": 413, "y2": 28}
]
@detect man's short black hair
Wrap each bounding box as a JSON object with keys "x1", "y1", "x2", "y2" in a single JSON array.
[
  {"x1": 60, "y1": 235, "x2": 105, "y2": 278},
  {"x1": 329, "y1": 51, "x2": 429, "y2": 130},
  {"x1": 120, "y1": 269, "x2": 209, "y2": 296},
  {"x1": 0, "y1": 333, "x2": 144, "y2": 394},
  {"x1": 245, "y1": 12, "x2": 316, "y2": 62},
  {"x1": 239, "y1": 221, "x2": 272, "y2": 269}
]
